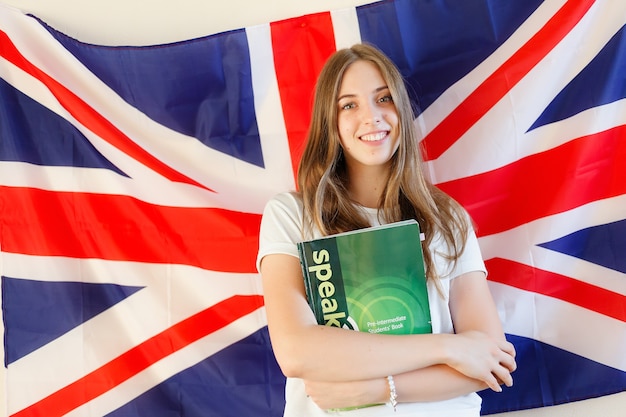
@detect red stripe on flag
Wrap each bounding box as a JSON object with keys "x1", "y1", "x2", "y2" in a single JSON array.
[
  {"x1": 1, "y1": 186, "x2": 260, "y2": 273},
  {"x1": 487, "y1": 258, "x2": 626, "y2": 322},
  {"x1": 0, "y1": 30, "x2": 210, "y2": 191},
  {"x1": 271, "y1": 12, "x2": 337, "y2": 179},
  {"x1": 438, "y1": 125, "x2": 626, "y2": 237},
  {"x1": 10, "y1": 294, "x2": 264, "y2": 417},
  {"x1": 420, "y1": 0, "x2": 595, "y2": 161}
]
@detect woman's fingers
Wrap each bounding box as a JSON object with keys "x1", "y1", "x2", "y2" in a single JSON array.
[{"x1": 445, "y1": 331, "x2": 517, "y2": 392}]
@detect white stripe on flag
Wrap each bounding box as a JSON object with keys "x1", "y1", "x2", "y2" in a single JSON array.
[
  {"x1": 331, "y1": 7, "x2": 362, "y2": 50},
  {"x1": 1, "y1": 8, "x2": 289, "y2": 213},
  {"x1": 246, "y1": 23, "x2": 297, "y2": 197},
  {"x1": 479, "y1": 194, "x2": 626, "y2": 295},
  {"x1": 490, "y1": 282, "x2": 626, "y2": 372},
  {"x1": 0, "y1": 45, "x2": 247, "y2": 209},
  {"x1": 62, "y1": 309, "x2": 267, "y2": 417},
  {"x1": 5, "y1": 253, "x2": 264, "y2": 413},
  {"x1": 426, "y1": 0, "x2": 626, "y2": 183},
  {"x1": 417, "y1": 0, "x2": 570, "y2": 136}
]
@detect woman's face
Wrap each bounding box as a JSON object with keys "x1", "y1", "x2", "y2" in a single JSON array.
[{"x1": 336, "y1": 60, "x2": 400, "y2": 171}]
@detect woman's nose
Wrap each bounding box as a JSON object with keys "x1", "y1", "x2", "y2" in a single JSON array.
[{"x1": 360, "y1": 101, "x2": 381, "y2": 124}]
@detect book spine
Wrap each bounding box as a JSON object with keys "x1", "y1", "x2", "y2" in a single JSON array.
[
  {"x1": 300, "y1": 238, "x2": 351, "y2": 329},
  {"x1": 297, "y1": 241, "x2": 320, "y2": 322}
]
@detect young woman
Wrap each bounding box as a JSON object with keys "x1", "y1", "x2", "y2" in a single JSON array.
[{"x1": 256, "y1": 43, "x2": 516, "y2": 416}]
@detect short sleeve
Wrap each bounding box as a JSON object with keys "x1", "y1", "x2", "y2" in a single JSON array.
[
  {"x1": 431, "y1": 213, "x2": 487, "y2": 281},
  {"x1": 448, "y1": 227, "x2": 486, "y2": 279},
  {"x1": 255, "y1": 192, "x2": 305, "y2": 272}
]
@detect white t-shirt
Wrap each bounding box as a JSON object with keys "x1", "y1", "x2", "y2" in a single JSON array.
[{"x1": 256, "y1": 192, "x2": 487, "y2": 417}]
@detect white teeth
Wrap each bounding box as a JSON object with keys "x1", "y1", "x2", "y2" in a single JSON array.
[{"x1": 360, "y1": 132, "x2": 387, "y2": 141}]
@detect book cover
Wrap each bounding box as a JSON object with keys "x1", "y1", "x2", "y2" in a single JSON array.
[{"x1": 297, "y1": 219, "x2": 432, "y2": 336}]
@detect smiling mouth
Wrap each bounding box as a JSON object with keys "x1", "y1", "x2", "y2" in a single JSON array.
[{"x1": 360, "y1": 131, "x2": 388, "y2": 142}]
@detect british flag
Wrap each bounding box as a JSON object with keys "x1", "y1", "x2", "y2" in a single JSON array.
[{"x1": 0, "y1": 0, "x2": 624, "y2": 416}]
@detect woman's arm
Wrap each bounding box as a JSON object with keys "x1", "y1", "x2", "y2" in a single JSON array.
[
  {"x1": 260, "y1": 253, "x2": 448, "y2": 381},
  {"x1": 301, "y1": 271, "x2": 517, "y2": 410},
  {"x1": 394, "y1": 271, "x2": 516, "y2": 401},
  {"x1": 304, "y1": 365, "x2": 486, "y2": 410},
  {"x1": 261, "y1": 255, "x2": 515, "y2": 387},
  {"x1": 448, "y1": 270, "x2": 516, "y2": 388}
]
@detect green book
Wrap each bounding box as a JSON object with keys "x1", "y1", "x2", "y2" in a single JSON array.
[{"x1": 297, "y1": 219, "x2": 432, "y2": 336}]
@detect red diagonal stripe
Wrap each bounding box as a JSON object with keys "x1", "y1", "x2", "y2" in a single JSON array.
[
  {"x1": 1, "y1": 186, "x2": 260, "y2": 273},
  {"x1": 10, "y1": 294, "x2": 264, "y2": 417},
  {"x1": 420, "y1": 0, "x2": 595, "y2": 161},
  {"x1": 487, "y1": 258, "x2": 625, "y2": 322},
  {"x1": 437, "y1": 125, "x2": 626, "y2": 236},
  {"x1": 0, "y1": 30, "x2": 210, "y2": 191},
  {"x1": 271, "y1": 12, "x2": 337, "y2": 178}
]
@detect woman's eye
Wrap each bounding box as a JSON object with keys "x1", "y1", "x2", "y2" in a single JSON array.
[
  {"x1": 379, "y1": 95, "x2": 393, "y2": 103},
  {"x1": 340, "y1": 102, "x2": 355, "y2": 110}
]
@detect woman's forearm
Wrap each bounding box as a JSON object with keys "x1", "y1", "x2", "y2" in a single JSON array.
[
  {"x1": 395, "y1": 364, "x2": 488, "y2": 403},
  {"x1": 271, "y1": 319, "x2": 451, "y2": 381},
  {"x1": 262, "y1": 255, "x2": 514, "y2": 389},
  {"x1": 303, "y1": 364, "x2": 490, "y2": 410}
]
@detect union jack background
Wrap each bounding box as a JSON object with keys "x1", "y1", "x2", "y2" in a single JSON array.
[{"x1": 1, "y1": 0, "x2": 625, "y2": 416}]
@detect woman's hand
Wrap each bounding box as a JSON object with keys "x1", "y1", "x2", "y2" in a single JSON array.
[
  {"x1": 443, "y1": 330, "x2": 516, "y2": 392},
  {"x1": 303, "y1": 378, "x2": 387, "y2": 410}
]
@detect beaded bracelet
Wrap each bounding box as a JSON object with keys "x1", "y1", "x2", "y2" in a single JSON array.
[{"x1": 386, "y1": 375, "x2": 398, "y2": 412}]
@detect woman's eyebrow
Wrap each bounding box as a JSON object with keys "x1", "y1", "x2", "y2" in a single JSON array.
[
  {"x1": 337, "y1": 93, "x2": 355, "y2": 102},
  {"x1": 337, "y1": 86, "x2": 389, "y2": 102}
]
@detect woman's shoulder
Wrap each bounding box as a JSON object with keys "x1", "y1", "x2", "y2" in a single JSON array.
[
  {"x1": 257, "y1": 192, "x2": 305, "y2": 271},
  {"x1": 268, "y1": 190, "x2": 301, "y2": 204},
  {"x1": 261, "y1": 191, "x2": 306, "y2": 233},
  {"x1": 264, "y1": 191, "x2": 303, "y2": 215}
]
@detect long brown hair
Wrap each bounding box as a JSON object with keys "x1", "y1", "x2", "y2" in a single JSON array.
[{"x1": 297, "y1": 43, "x2": 470, "y2": 282}]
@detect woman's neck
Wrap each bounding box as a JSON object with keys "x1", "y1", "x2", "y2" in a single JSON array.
[{"x1": 346, "y1": 165, "x2": 390, "y2": 209}]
